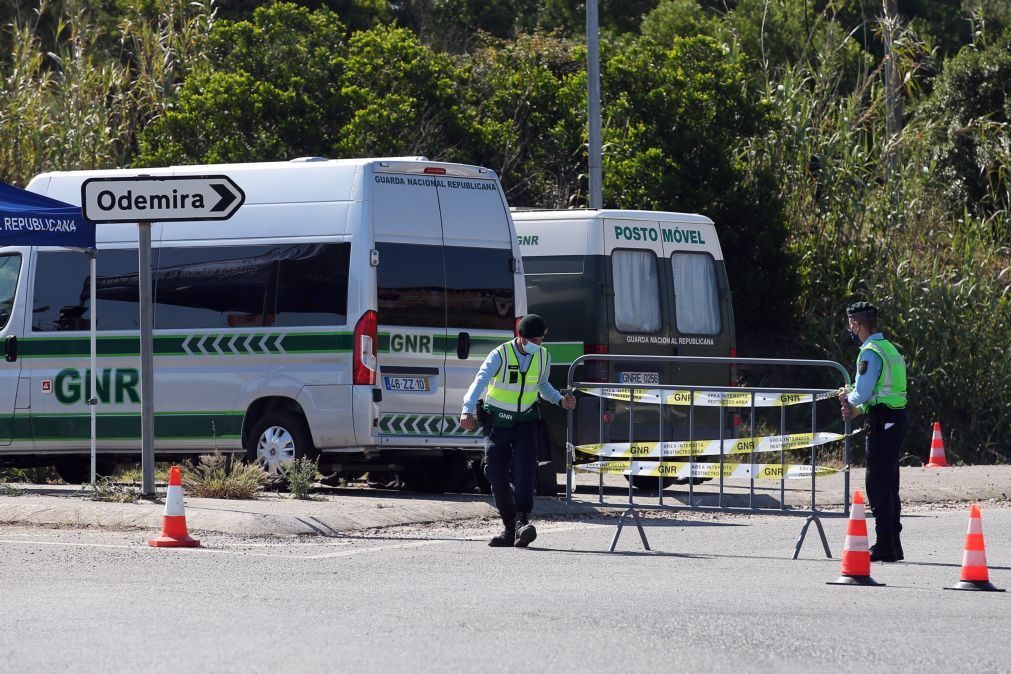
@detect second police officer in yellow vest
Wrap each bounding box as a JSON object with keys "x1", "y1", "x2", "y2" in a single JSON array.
[
  {"x1": 838, "y1": 301, "x2": 908, "y2": 562},
  {"x1": 460, "y1": 314, "x2": 576, "y2": 547}
]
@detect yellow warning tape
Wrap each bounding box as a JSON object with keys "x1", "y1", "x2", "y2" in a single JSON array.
[
  {"x1": 576, "y1": 387, "x2": 837, "y2": 408},
  {"x1": 575, "y1": 460, "x2": 838, "y2": 480},
  {"x1": 576, "y1": 431, "x2": 848, "y2": 459}
]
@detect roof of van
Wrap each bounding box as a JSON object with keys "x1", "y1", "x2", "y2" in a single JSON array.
[
  {"x1": 31, "y1": 156, "x2": 492, "y2": 180},
  {"x1": 27, "y1": 157, "x2": 500, "y2": 213},
  {"x1": 510, "y1": 208, "x2": 713, "y2": 225}
]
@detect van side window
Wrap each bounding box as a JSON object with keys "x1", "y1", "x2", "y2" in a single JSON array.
[
  {"x1": 33, "y1": 244, "x2": 351, "y2": 332},
  {"x1": 445, "y1": 246, "x2": 514, "y2": 330},
  {"x1": 611, "y1": 249, "x2": 661, "y2": 333},
  {"x1": 376, "y1": 242, "x2": 445, "y2": 327},
  {"x1": 274, "y1": 243, "x2": 350, "y2": 327},
  {"x1": 33, "y1": 249, "x2": 145, "y2": 331},
  {"x1": 0, "y1": 253, "x2": 22, "y2": 330},
  {"x1": 671, "y1": 252, "x2": 721, "y2": 335},
  {"x1": 156, "y1": 244, "x2": 350, "y2": 329}
]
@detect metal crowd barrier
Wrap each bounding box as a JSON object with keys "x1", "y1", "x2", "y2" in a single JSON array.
[{"x1": 564, "y1": 355, "x2": 854, "y2": 557}]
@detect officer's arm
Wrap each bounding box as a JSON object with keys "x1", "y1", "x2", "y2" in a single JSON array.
[
  {"x1": 536, "y1": 351, "x2": 576, "y2": 409},
  {"x1": 846, "y1": 351, "x2": 882, "y2": 407},
  {"x1": 461, "y1": 349, "x2": 502, "y2": 414}
]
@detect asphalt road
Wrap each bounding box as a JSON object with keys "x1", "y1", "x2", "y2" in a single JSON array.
[{"x1": 2, "y1": 504, "x2": 1009, "y2": 673}]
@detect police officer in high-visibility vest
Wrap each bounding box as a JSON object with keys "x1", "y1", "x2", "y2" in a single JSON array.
[
  {"x1": 838, "y1": 301, "x2": 908, "y2": 562},
  {"x1": 461, "y1": 314, "x2": 576, "y2": 547}
]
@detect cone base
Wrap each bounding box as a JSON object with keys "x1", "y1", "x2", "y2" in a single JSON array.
[
  {"x1": 945, "y1": 580, "x2": 1004, "y2": 592},
  {"x1": 924, "y1": 463, "x2": 949, "y2": 468},
  {"x1": 148, "y1": 535, "x2": 201, "y2": 548},
  {"x1": 827, "y1": 574, "x2": 885, "y2": 586}
]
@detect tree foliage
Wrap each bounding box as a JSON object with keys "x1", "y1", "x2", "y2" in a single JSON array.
[{"x1": 4, "y1": 0, "x2": 1011, "y2": 462}]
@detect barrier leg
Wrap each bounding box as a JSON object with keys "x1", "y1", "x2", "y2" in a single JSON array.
[
  {"x1": 609, "y1": 507, "x2": 651, "y2": 552},
  {"x1": 793, "y1": 514, "x2": 832, "y2": 559}
]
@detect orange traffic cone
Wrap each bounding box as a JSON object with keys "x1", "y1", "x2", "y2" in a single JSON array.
[
  {"x1": 925, "y1": 422, "x2": 949, "y2": 467},
  {"x1": 945, "y1": 504, "x2": 1004, "y2": 592},
  {"x1": 148, "y1": 465, "x2": 200, "y2": 548},
  {"x1": 827, "y1": 490, "x2": 884, "y2": 586}
]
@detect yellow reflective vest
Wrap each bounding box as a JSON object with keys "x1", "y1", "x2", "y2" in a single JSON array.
[{"x1": 484, "y1": 340, "x2": 546, "y2": 426}]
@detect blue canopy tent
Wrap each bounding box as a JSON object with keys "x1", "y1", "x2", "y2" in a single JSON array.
[{"x1": 0, "y1": 180, "x2": 98, "y2": 482}]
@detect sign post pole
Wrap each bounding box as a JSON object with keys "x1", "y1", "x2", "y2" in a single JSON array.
[
  {"x1": 138, "y1": 221, "x2": 156, "y2": 497},
  {"x1": 80, "y1": 174, "x2": 245, "y2": 497}
]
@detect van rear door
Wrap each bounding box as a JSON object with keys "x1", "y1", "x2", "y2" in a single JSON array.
[
  {"x1": 438, "y1": 174, "x2": 517, "y2": 438},
  {"x1": 372, "y1": 165, "x2": 518, "y2": 443},
  {"x1": 604, "y1": 218, "x2": 677, "y2": 389},
  {"x1": 661, "y1": 219, "x2": 730, "y2": 439},
  {"x1": 372, "y1": 172, "x2": 448, "y2": 441}
]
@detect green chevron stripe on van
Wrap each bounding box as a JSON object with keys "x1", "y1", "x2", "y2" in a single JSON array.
[
  {"x1": 378, "y1": 413, "x2": 482, "y2": 437},
  {"x1": 18, "y1": 332, "x2": 352, "y2": 358},
  {"x1": 0, "y1": 411, "x2": 243, "y2": 441}
]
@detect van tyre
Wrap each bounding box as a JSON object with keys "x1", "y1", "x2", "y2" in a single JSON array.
[{"x1": 246, "y1": 410, "x2": 315, "y2": 480}]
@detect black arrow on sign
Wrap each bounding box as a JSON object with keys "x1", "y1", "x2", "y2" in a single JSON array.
[{"x1": 210, "y1": 183, "x2": 238, "y2": 212}]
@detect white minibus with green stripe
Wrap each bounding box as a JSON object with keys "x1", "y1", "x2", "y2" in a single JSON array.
[
  {"x1": 0, "y1": 158, "x2": 523, "y2": 486},
  {"x1": 513, "y1": 209, "x2": 737, "y2": 485}
]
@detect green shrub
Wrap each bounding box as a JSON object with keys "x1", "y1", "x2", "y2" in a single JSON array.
[
  {"x1": 285, "y1": 456, "x2": 320, "y2": 500},
  {"x1": 182, "y1": 452, "x2": 267, "y2": 499},
  {"x1": 0, "y1": 481, "x2": 23, "y2": 497}
]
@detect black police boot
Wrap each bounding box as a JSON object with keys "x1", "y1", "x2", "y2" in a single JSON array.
[
  {"x1": 893, "y1": 532, "x2": 904, "y2": 561},
  {"x1": 514, "y1": 513, "x2": 537, "y2": 548},
  {"x1": 869, "y1": 539, "x2": 898, "y2": 563},
  {"x1": 488, "y1": 515, "x2": 515, "y2": 547}
]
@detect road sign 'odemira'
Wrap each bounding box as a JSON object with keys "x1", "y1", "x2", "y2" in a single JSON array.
[{"x1": 81, "y1": 175, "x2": 245, "y2": 223}]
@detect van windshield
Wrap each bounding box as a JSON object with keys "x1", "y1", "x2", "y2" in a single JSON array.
[
  {"x1": 0, "y1": 253, "x2": 22, "y2": 330},
  {"x1": 671, "y1": 252, "x2": 721, "y2": 335}
]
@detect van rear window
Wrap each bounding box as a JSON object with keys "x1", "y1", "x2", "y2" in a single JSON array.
[
  {"x1": 445, "y1": 246, "x2": 514, "y2": 330},
  {"x1": 611, "y1": 249, "x2": 661, "y2": 333},
  {"x1": 671, "y1": 252, "x2": 721, "y2": 335},
  {"x1": 376, "y1": 243, "x2": 515, "y2": 331}
]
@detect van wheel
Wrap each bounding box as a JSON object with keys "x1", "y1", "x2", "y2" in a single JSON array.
[
  {"x1": 535, "y1": 460, "x2": 558, "y2": 496},
  {"x1": 246, "y1": 411, "x2": 314, "y2": 479}
]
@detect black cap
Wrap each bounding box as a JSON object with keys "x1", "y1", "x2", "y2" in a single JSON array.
[
  {"x1": 517, "y1": 314, "x2": 547, "y2": 339},
  {"x1": 846, "y1": 301, "x2": 877, "y2": 318}
]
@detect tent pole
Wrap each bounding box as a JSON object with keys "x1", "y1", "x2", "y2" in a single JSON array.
[{"x1": 89, "y1": 250, "x2": 97, "y2": 486}]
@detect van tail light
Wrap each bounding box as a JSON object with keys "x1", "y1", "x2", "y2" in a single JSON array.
[
  {"x1": 514, "y1": 316, "x2": 522, "y2": 337},
  {"x1": 583, "y1": 343, "x2": 609, "y2": 383},
  {"x1": 354, "y1": 310, "x2": 378, "y2": 385}
]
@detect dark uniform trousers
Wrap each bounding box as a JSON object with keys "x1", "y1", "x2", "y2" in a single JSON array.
[
  {"x1": 483, "y1": 420, "x2": 538, "y2": 521},
  {"x1": 864, "y1": 404, "x2": 908, "y2": 544}
]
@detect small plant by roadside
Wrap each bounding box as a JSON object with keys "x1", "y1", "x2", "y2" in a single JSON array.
[
  {"x1": 182, "y1": 451, "x2": 267, "y2": 499},
  {"x1": 0, "y1": 481, "x2": 23, "y2": 496},
  {"x1": 1, "y1": 466, "x2": 60, "y2": 483},
  {"x1": 286, "y1": 456, "x2": 320, "y2": 500},
  {"x1": 113, "y1": 463, "x2": 173, "y2": 484},
  {"x1": 88, "y1": 477, "x2": 140, "y2": 503}
]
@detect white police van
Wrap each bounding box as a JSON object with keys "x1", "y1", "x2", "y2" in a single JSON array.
[
  {"x1": 513, "y1": 209, "x2": 737, "y2": 485},
  {"x1": 0, "y1": 158, "x2": 524, "y2": 486}
]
